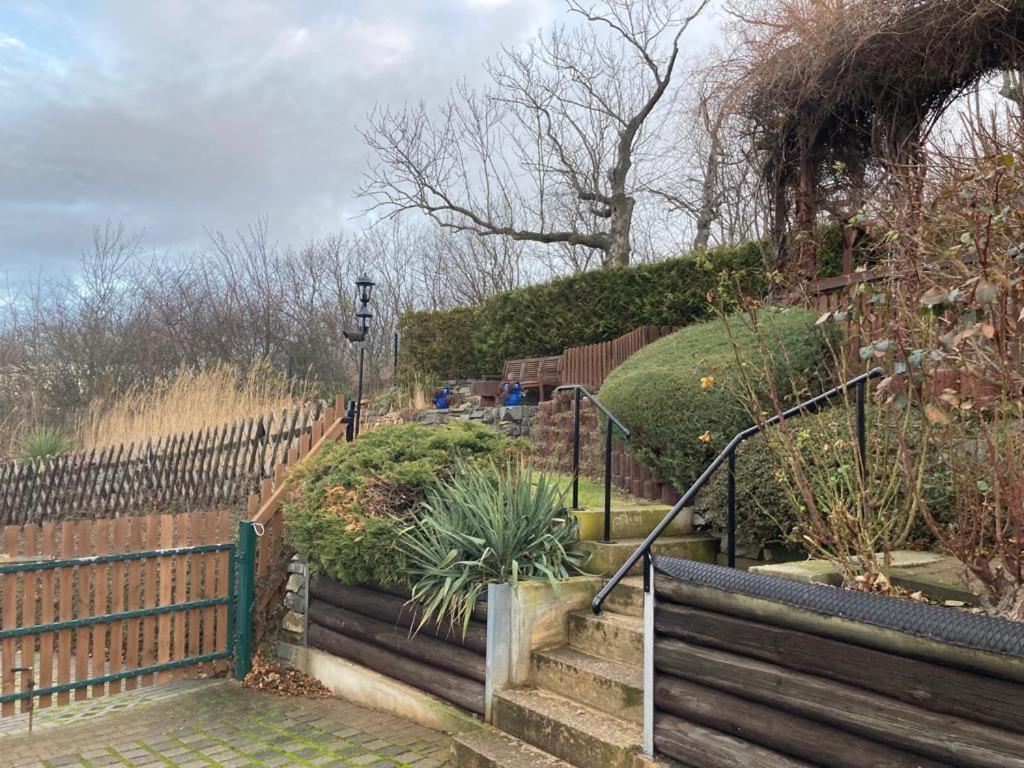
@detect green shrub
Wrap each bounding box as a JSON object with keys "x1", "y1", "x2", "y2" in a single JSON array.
[
  {"x1": 17, "y1": 427, "x2": 73, "y2": 462},
  {"x1": 403, "y1": 461, "x2": 584, "y2": 634},
  {"x1": 398, "y1": 241, "x2": 768, "y2": 378},
  {"x1": 702, "y1": 411, "x2": 956, "y2": 556},
  {"x1": 398, "y1": 306, "x2": 483, "y2": 379},
  {"x1": 471, "y1": 241, "x2": 767, "y2": 374},
  {"x1": 284, "y1": 421, "x2": 515, "y2": 586},
  {"x1": 598, "y1": 308, "x2": 836, "y2": 497}
]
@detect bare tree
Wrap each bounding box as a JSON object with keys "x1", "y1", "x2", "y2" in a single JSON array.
[{"x1": 360, "y1": 0, "x2": 710, "y2": 269}]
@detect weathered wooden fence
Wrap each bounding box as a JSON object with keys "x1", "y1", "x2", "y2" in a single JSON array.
[
  {"x1": 247, "y1": 400, "x2": 352, "y2": 645},
  {"x1": 561, "y1": 325, "x2": 673, "y2": 392},
  {"x1": 307, "y1": 577, "x2": 486, "y2": 715},
  {"x1": 651, "y1": 557, "x2": 1024, "y2": 768},
  {"x1": 0, "y1": 510, "x2": 237, "y2": 717},
  {"x1": 0, "y1": 401, "x2": 327, "y2": 526}
]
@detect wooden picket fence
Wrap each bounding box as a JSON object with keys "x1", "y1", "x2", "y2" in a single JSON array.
[
  {"x1": 561, "y1": 325, "x2": 674, "y2": 391},
  {"x1": 247, "y1": 399, "x2": 353, "y2": 646},
  {"x1": 0, "y1": 509, "x2": 236, "y2": 717},
  {"x1": 0, "y1": 401, "x2": 327, "y2": 526}
]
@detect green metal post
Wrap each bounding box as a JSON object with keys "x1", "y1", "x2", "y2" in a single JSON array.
[{"x1": 234, "y1": 521, "x2": 257, "y2": 680}]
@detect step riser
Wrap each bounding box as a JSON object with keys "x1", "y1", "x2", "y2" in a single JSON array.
[
  {"x1": 530, "y1": 654, "x2": 643, "y2": 723},
  {"x1": 579, "y1": 536, "x2": 720, "y2": 578},
  {"x1": 492, "y1": 695, "x2": 639, "y2": 768},
  {"x1": 602, "y1": 584, "x2": 643, "y2": 618},
  {"x1": 573, "y1": 506, "x2": 692, "y2": 541},
  {"x1": 452, "y1": 740, "x2": 498, "y2": 768},
  {"x1": 567, "y1": 614, "x2": 643, "y2": 666},
  {"x1": 453, "y1": 731, "x2": 569, "y2": 768}
]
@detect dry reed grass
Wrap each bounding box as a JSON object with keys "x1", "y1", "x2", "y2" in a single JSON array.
[{"x1": 77, "y1": 361, "x2": 316, "y2": 449}]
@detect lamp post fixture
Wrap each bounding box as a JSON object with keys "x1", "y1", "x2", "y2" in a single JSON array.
[{"x1": 343, "y1": 273, "x2": 375, "y2": 437}]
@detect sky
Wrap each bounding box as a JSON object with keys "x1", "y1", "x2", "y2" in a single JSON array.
[{"x1": 0, "y1": 0, "x2": 584, "y2": 285}]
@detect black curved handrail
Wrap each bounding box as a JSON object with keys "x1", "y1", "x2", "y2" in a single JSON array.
[
  {"x1": 554, "y1": 385, "x2": 631, "y2": 543},
  {"x1": 592, "y1": 367, "x2": 886, "y2": 614}
]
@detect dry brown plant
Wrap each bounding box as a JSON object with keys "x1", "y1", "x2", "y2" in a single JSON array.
[{"x1": 78, "y1": 361, "x2": 315, "y2": 449}]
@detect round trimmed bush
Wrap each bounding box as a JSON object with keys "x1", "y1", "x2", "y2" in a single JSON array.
[{"x1": 598, "y1": 308, "x2": 836, "y2": 498}]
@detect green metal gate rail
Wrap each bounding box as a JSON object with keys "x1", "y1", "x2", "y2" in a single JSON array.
[{"x1": 0, "y1": 521, "x2": 258, "y2": 709}]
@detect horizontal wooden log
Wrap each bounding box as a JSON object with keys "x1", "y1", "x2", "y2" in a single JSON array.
[
  {"x1": 654, "y1": 575, "x2": 1024, "y2": 683},
  {"x1": 308, "y1": 599, "x2": 485, "y2": 682},
  {"x1": 654, "y1": 675, "x2": 948, "y2": 768},
  {"x1": 655, "y1": 638, "x2": 1023, "y2": 768},
  {"x1": 655, "y1": 602, "x2": 1024, "y2": 734},
  {"x1": 654, "y1": 713, "x2": 815, "y2": 768},
  {"x1": 310, "y1": 578, "x2": 487, "y2": 654},
  {"x1": 375, "y1": 582, "x2": 488, "y2": 623},
  {"x1": 308, "y1": 621, "x2": 484, "y2": 715}
]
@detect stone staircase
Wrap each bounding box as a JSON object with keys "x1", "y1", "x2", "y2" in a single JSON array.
[
  {"x1": 453, "y1": 576, "x2": 648, "y2": 768},
  {"x1": 451, "y1": 498, "x2": 718, "y2": 768}
]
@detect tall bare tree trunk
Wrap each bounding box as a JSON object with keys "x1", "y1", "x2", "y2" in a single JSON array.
[
  {"x1": 606, "y1": 195, "x2": 635, "y2": 267},
  {"x1": 794, "y1": 154, "x2": 819, "y2": 278}
]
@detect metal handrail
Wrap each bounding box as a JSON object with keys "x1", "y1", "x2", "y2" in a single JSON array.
[
  {"x1": 592, "y1": 367, "x2": 886, "y2": 614},
  {"x1": 554, "y1": 385, "x2": 631, "y2": 543}
]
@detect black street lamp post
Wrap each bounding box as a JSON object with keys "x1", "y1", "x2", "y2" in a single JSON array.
[{"x1": 343, "y1": 274, "x2": 375, "y2": 438}]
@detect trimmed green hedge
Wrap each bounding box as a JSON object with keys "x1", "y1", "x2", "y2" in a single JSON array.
[
  {"x1": 597, "y1": 308, "x2": 836, "y2": 496},
  {"x1": 398, "y1": 240, "x2": 768, "y2": 378},
  {"x1": 397, "y1": 306, "x2": 482, "y2": 381}
]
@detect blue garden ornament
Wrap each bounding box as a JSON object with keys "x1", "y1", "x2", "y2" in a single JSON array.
[
  {"x1": 433, "y1": 386, "x2": 453, "y2": 410},
  {"x1": 502, "y1": 381, "x2": 523, "y2": 406}
]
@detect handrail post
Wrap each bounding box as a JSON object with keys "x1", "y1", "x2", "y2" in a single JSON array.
[
  {"x1": 642, "y1": 549, "x2": 655, "y2": 757},
  {"x1": 856, "y1": 380, "x2": 866, "y2": 481},
  {"x1": 726, "y1": 449, "x2": 736, "y2": 569},
  {"x1": 572, "y1": 388, "x2": 581, "y2": 510},
  {"x1": 234, "y1": 520, "x2": 257, "y2": 680},
  {"x1": 604, "y1": 416, "x2": 613, "y2": 543}
]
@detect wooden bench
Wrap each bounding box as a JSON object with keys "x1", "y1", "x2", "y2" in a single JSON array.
[{"x1": 501, "y1": 355, "x2": 562, "y2": 403}]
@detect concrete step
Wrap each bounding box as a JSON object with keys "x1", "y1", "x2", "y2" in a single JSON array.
[
  {"x1": 492, "y1": 687, "x2": 642, "y2": 768},
  {"x1": 567, "y1": 610, "x2": 643, "y2": 666},
  {"x1": 601, "y1": 576, "x2": 644, "y2": 617},
  {"x1": 572, "y1": 505, "x2": 692, "y2": 541},
  {"x1": 530, "y1": 646, "x2": 643, "y2": 723},
  {"x1": 453, "y1": 727, "x2": 571, "y2": 768},
  {"x1": 579, "y1": 534, "x2": 719, "y2": 577}
]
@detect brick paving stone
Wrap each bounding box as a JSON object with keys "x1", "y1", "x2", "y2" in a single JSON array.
[{"x1": 0, "y1": 679, "x2": 453, "y2": 768}]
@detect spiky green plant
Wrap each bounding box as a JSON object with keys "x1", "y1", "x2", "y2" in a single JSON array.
[
  {"x1": 403, "y1": 460, "x2": 585, "y2": 635},
  {"x1": 16, "y1": 427, "x2": 73, "y2": 462}
]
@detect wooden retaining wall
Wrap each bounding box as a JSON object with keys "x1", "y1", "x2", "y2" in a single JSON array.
[
  {"x1": 652, "y1": 559, "x2": 1024, "y2": 768},
  {"x1": 307, "y1": 577, "x2": 486, "y2": 715}
]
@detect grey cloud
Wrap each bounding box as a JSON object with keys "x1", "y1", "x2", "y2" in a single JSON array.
[{"x1": 0, "y1": 0, "x2": 561, "y2": 283}]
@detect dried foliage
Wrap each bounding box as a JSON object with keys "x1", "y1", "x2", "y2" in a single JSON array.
[
  {"x1": 814, "y1": 134, "x2": 1024, "y2": 619},
  {"x1": 78, "y1": 360, "x2": 315, "y2": 450},
  {"x1": 243, "y1": 654, "x2": 331, "y2": 699},
  {"x1": 732, "y1": 0, "x2": 1024, "y2": 272}
]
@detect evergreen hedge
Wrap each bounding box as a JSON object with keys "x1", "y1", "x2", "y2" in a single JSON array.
[
  {"x1": 397, "y1": 306, "x2": 482, "y2": 380},
  {"x1": 597, "y1": 308, "x2": 837, "y2": 497},
  {"x1": 398, "y1": 240, "x2": 768, "y2": 378}
]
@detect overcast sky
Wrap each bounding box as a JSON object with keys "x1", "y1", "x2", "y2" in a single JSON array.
[
  {"x1": 0, "y1": 1, "x2": 723, "y2": 288},
  {"x1": 0, "y1": 0, "x2": 577, "y2": 285}
]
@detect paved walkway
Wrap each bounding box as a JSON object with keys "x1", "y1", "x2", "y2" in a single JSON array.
[{"x1": 0, "y1": 680, "x2": 454, "y2": 768}]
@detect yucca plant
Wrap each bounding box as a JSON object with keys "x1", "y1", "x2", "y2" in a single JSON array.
[
  {"x1": 403, "y1": 460, "x2": 585, "y2": 636},
  {"x1": 16, "y1": 426, "x2": 73, "y2": 462}
]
